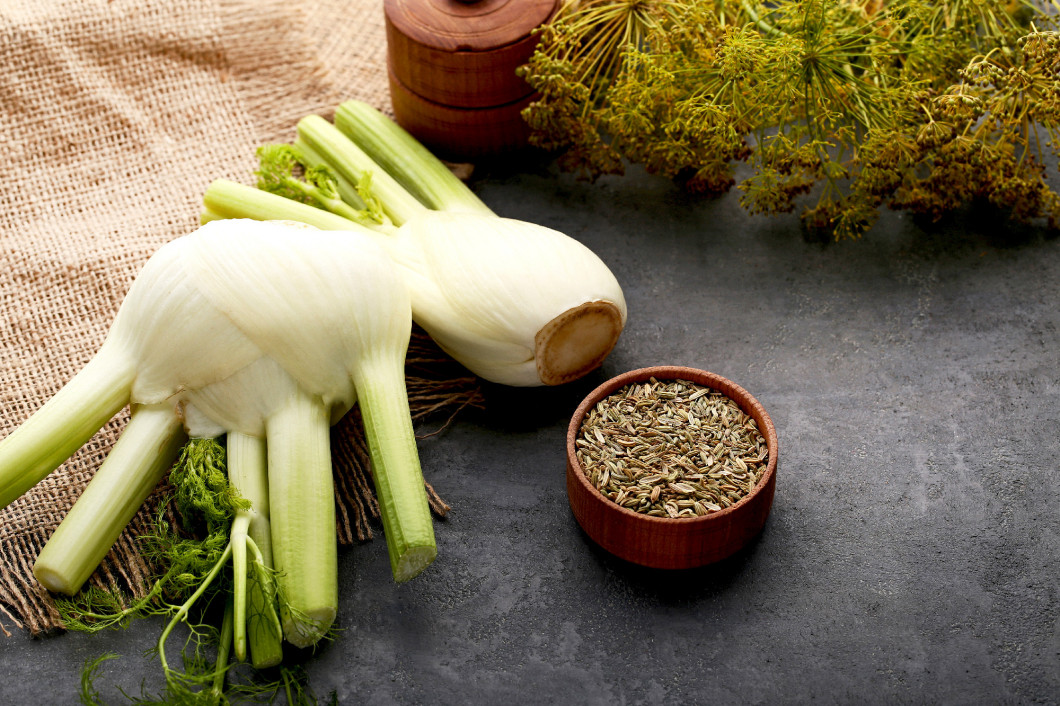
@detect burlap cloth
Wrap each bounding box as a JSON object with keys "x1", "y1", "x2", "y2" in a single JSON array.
[{"x1": 0, "y1": 0, "x2": 482, "y2": 635}]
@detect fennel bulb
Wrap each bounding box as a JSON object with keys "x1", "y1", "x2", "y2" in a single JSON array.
[
  {"x1": 0, "y1": 218, "x2": 436, "y2": 651},
  {"x1": 379, "y1": 210, "x2": 627, "y2": 386},
  {"x1": 203, "y1": 101, "x2": 628, "y2": 387}
]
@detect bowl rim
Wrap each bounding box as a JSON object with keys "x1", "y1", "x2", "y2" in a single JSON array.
[{"x1": 566, "y1": 365, "x2": 779, "y2": 527}]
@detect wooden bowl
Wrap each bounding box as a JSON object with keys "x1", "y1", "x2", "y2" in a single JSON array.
[{"x1": 566, "y1": 366, "x2": 778, "y2": 569}]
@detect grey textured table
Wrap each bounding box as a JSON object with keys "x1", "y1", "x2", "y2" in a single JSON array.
[{"x1": 2, "y1": 161, "x2": 1058, "y2": 705}]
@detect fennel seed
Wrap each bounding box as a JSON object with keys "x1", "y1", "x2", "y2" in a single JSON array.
[{"x1": 577, "y1": 378, "x2": 768, "y2": 518}]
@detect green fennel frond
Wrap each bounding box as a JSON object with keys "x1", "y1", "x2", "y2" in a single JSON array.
[
  {"x1": 79, "y1": 652, "x2": 120, "y2": 706},
  {"x1": 57, "y1": 437, "x2": 243, "y2": 633},
  {"x1": 64, "y1": 436, "x2": 329, "y2": 704},
  {"x1": 256, "y1": 144, "x2": 340, "y2": 206},
  {"x1": 353, "y1": 172, "x2": 387, "y2": 226},
  {"x1": 170, "y1": 439, "x2": 246, "y2": 537},
  {"x1": 255, "y1": 143, "x2": 386, "y2": 227}
]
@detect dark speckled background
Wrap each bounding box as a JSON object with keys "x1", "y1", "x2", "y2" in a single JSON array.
[{"x1": 2, "y1": 161, "x2": 1057, "y2": 705}]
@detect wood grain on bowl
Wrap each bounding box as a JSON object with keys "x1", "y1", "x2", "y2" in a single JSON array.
[{"x1": 566, "y1": 366, "x2": 778, "y2": 569}]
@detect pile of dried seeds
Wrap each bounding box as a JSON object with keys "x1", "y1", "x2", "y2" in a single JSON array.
[{"x1": 575, "y1": 378, "x2": 769, "y2": 518}]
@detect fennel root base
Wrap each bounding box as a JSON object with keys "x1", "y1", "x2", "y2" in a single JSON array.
[{"x1": 535, "y1": 301, "x2": 624, "y2": 386}]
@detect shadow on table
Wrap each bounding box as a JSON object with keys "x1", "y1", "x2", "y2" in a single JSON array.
[
  {"x1": 472, "y1": 372, "x2": 612, "y2": 432},
  {"x1": 570, "y1": 518, "x2": 769, "y2": 605}
]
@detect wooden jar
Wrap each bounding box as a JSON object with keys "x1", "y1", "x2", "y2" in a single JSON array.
[{"x1": 384, "y1": 0, "x2": 558, "y2": 161}]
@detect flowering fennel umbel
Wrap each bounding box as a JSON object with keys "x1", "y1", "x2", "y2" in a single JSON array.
[
  {"x1": 202, "y1": 100, "x2": 628, "y2": 388},
  {"x1": 0, "y1": 219, "x2": 435, "y2": 653},
  {"x1": 519, "y1": 0, "x2": 1060, "y2": 239}
]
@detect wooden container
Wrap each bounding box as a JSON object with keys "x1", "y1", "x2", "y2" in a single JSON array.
[
  {"x1": 566, "y1": 366, "x2": 779, "y2": 569},
  {"x1": 384, "y1": 0, "x2": 558, "y2": 160}
]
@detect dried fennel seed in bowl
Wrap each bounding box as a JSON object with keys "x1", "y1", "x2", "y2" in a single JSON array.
[{"x1": 575, "y1": 378, "x2": 769, "y2": 518}]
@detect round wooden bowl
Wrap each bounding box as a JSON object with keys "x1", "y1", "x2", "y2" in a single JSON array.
[{"x1": 566, "y1": 366, "x2": 779, "y2": 569}]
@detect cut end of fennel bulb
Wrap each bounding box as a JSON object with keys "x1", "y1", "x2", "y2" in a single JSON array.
[
  {"x1": 534, "y1": 301, "x2": 624, "y2": 386},
  {"x1": 393, "y1": 544, "x2": 438, "y2": 584}
]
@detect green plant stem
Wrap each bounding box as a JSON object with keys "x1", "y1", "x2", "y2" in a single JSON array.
[
  {"x1": 0, "y1": 346, "x2": 135, "y2": 509},
  {"x1": 246, "y1": 543, "x2": 282, "y2": 665},
  {"x1": 226, "y1": 432, "x2": 283, "y2": 668},
  {"x1": 33, "y1": 402, "x2": 186, "y2": 595},
  {"x1": 158, "y1": 541, "x2": 233, "y2": 677},
  {"x1": 211, "y1": 598, "x2": 235, "y2": 699},
  {"x1": 296, "y1": 114, "x2": 429, "y2": 226},
  {"x1": 201, "y1": 179, "x2": 367, "y2": 231},
  {"x1": 264, "y1": 389, "x2": 337, "y2": 648},
  {"x1": 274, "y1": 173, "x2": 373, "y2": 225},
  {"x1": 294, "y1": 137, "x2": 368, "y2": 211},
  {"x1": 353, "y1": 354, "x2": 436, "y2": 582},
  {"x1": 742, "y1": 0, "x2": 783, "y2": 37},
  {"x1": 229, "y1": 512, "x2": 252, "y2": 662},
  {"x1": 334, "y1": 100, "x2": 495, "y2": 216}
]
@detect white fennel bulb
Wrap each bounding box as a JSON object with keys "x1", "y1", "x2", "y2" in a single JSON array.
[
  {"x1": 381, "y1": 210, "x2": 627, "y2": 386},
  {"x1": 0, "y1": 218, "x2": 436, "y2": 652},
  {"x1": 202, "y1": 101, "x2": 629, "y2": 387}
]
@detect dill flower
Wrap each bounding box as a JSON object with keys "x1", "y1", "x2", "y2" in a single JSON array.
[{"x1": 521, "y1": 0, "x2": 1060, "y2": 238}]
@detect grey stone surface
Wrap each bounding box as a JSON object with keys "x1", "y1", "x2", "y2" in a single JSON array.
[{"x1": 2, "y1": 162, "x2": 1058, "y2": 705}]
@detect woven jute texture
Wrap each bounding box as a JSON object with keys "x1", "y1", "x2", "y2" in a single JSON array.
[{"x1": 0, "y1": 0, "x2": 480, "y2": 635}]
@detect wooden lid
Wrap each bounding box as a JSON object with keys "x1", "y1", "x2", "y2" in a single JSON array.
[{"x1": 384, "y1": 0, "x2": 556, "y2": 53}]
